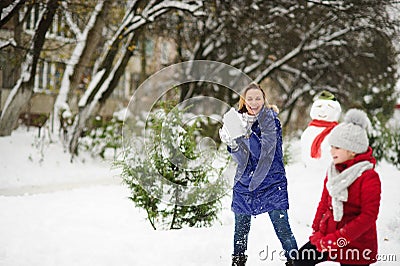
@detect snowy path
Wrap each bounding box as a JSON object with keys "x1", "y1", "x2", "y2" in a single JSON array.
[
  {"x1": 1, "y1": 170, "x2": 398, "y2": 266},
  {"x1": 0, "y1": 184, "x2": 233, "y2": 266},
  {"x1": 0, "y1": 175, "x2": 120, "y2": 196}
]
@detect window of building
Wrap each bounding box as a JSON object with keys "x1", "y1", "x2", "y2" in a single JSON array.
[
  {"x1": 34, "y1": 60, "x2": 65, "y2": 93},
  {"x1": 23, "y1": 4, "x2": 73, "y2": 39}
]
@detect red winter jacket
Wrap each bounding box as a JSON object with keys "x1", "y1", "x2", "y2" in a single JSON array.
[{"x1": 311, "y1": 147, "x2": 381, "y2": 264}]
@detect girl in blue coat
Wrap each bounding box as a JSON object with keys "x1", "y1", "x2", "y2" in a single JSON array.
[{"x1": 220, "y1": 83, "x2": 297, "y2": 266}]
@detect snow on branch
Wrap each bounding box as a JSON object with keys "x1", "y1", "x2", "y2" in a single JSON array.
[
  {"x1": 61, "y1": 1, "x2": 82, "y2": 37},
  {"x1": 254, "y1": 20, "x2": 325, "y2": 83},
  {"x1": 125, "y1": 0, "x2": 202, "y2": 34},
  {"x1": 304, "y1": 27, "x2": 351, "y2": 51},
  {"x1": 306, "y1": 0, "x2": 353, "y2": 11},
  {"x1": 78, "y1": 69, "x2": 106, "y2": 108},
  {"x1": 254, "y1": 43, "x2": 304, "y2": 84},
  {"x1": 244, "y1": 57, "x2": 266, "y2": 74},
  {"x1": 276, "y1": 76, "x2": 291, "y2": 95},
  {"x1": 54, "y1": 0, "x2": 107, "y2": 130},
  {"x1": 87, "y1": 34, "x2": 134, "y2": 116},
  {"x1": 280, "y1": 64, "x2": 312, "y2": 83},
  {"x1": 81, "y1": 0, "x2": 106, "y2": 38},
  {"x1": 0, "y1": 0, "x2": 25, "y2": 23},
  {"x1": 145, "y1": 0, "x2": 203, "y2": 15},
  {"x1": 230, "y1": 56, "x2": 246, "y2": 68},
  {"x1": 0, "y1": 38, "x2": 17, "y2": 49}
]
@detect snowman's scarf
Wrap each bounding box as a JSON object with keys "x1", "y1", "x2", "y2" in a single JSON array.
[
  {"x1": 309, "y1": 120, "x2": 338, "y2": 158},
  {"x1": 326, "y1": 161, "x2": 373, "y2": 221}
]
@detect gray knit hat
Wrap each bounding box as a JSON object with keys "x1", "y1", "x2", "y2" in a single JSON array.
[{"x1": 328, "y1": 109, "x2": 370, "y2": 154}]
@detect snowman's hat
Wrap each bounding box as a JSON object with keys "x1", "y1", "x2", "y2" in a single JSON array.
[{"x1": 314, "y1": 90, "x2": 337, "y2": 101}]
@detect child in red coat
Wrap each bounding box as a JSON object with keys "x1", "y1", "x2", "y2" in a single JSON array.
[{"x1": 294, "y1": 109, "x2": 381, "y2": 266}]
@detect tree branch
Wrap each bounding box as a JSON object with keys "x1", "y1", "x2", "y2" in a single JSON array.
[{"x1": 0, "y1": 0, "x2": 26, "y2": 28}]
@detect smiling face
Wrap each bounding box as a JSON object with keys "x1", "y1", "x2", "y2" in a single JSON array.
[
  {"x1": 244, "y1": 88, "x2": 265, "y2": 115},
  {"x1": 330, "y1": 146, "x2": 356, "y2": 164},
  {"x1": 310, "y1": 99, "x2": 341, "y2": 122}
]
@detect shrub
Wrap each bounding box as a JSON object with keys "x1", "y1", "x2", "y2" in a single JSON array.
[
  {"x1": 369, "y1": 116, "x2": 400, "y2": 169},
  {"x1": 79, "y1": 116, "x2": 123, "y2": 159},
  {"x1": 116, "y1": 102, "x2": 230, "y2": 230}
]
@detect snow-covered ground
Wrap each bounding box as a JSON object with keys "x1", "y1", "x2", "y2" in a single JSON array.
[{"x1": 0, "y1": 127, "x2": 399, "y2": 266}]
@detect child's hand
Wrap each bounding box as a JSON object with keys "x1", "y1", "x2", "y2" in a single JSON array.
[
  {"x1": 315, "y1": 238, "x2": 325, "y2": 252},
  {"x1": 320, "y1": 231, "x2": 349, "y2": 251},
  {"x1": 309, "y1": 231, "x2": 323, "y2": 246}
]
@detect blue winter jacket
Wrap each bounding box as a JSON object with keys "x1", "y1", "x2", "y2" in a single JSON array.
[{"x1": 228, "y1": 107, "x2": 289, "y2": 216}]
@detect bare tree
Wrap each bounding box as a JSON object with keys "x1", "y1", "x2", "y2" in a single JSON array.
[
  {"x1": 68, "y1": 0, "x2": 203, "y2": 156},
  {"x1": 53, "y1": 0, "x2": 110, "y2": 135},
  {"x1": 0, "y1": 0, "x2": 60, "y2": 136},
  {"x1": 170, "y1": 0, "x2": 399, "y2": 128}
]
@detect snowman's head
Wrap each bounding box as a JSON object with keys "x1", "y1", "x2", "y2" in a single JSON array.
[{"x1": 310, "y1": 91, "x2": 341, "y2": 122}]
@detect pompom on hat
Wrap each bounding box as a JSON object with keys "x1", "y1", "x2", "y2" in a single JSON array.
[{"x1": 328, "y1": 109, "x2": 370, "y2": 154}]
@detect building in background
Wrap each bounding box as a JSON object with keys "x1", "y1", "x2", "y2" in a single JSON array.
[{"x1": 0, "y1": 3, "x2": 177, "y2": 129}]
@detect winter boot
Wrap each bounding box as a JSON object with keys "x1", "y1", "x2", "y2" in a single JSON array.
[
  {"x1": 285, "y1": 259, "x2": 294, "y2": 266},
  {"x1": 232, "y1": 254, "x2": 247, "y2": 266}
]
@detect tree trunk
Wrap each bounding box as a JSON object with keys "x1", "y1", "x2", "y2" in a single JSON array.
[
  {"x1": 139, "y1": 32, "x2": 147, "y2": 84},
  {"x1": 68, "y1": 34, "x2": 136, "y2": 155},
  {"x1": 170, "y1": 188, "x2": 180, "y2": 230},
  {"x1": 0, "y1": 0, "x2": 59, "y2": 136},
  {"x1": 0, "y1": 82, "x2": 32, "y2": 135},
  {"x1": 53, "y1": 0, "x2": 109, "y2": 134},
  {"x1": 67, "y1": 0, "x2": 202, "y2": 155}
]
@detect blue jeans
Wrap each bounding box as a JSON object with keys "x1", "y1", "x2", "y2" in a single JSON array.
[{"x1": 233, "y1": 210, "x2": 298, "y2": 260}]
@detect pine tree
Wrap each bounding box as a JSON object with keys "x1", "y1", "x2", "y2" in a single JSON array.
[{"x1": 116, "y1": 101, "x2": 229, "y2": 230}]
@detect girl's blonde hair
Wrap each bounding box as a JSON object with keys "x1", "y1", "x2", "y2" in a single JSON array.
[{"x1": 238, "y1": 83, "x2": 279, "y2": 113}]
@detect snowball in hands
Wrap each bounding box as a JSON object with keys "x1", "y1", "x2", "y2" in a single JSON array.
[
  {"x1": 219, "y1": 126, "x2": 237, "y2": 149},
  {"x1": 219, "y1": 108, "x2": 245, "y2": 149},
  {"x1": 222, "y1": 108, "x2": 246, "y2": 139}
]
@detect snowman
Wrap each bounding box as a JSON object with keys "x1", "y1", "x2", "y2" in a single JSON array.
[{"x1": 301, "y1": 90, "x2": 342, "y2": 170}]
